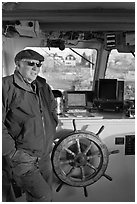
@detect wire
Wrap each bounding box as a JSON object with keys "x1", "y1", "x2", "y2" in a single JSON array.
[{"x1": 70, "y1": 48, "x2": 94, "y2": 66}]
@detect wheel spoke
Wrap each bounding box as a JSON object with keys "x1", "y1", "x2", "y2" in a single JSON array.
[
  {"x1": 60, "y1": 159, "x2": 74, "y2": 165},
  {"x1": 83, "y1": 142, "x2": 92, "y2": 155},
  {"x1": 86, "y1": 162, "x2": 97, "y2": 172},
  {"x1": 87, "y1": 150, "x2": 101, "y2": 159},
  {"x1": 80, "y1": 166, "x2": 86, "y2": 181},
  {"x1": 76, "y1": 138, "x2": 81, "y2": 153},
  {"x1": 64, "y1": 147, "x2": 76, "y2": 156},
  {"x1": 92, "y1": 150, "x2": 101, "y2": 157},
  {"x1": 66, "y1": 166, "x2": 75, "y2": 177},
  {"x1": 87, "y1": 153, "x2": 101, "y2": 160}
]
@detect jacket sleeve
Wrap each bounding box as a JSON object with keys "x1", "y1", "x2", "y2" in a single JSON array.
[
  {"x1": 47, "y1": 84, "x2": 59, "y2": 127},
  {"x1": 2, "y1": 79, "x2": 16, "y2": 156}
]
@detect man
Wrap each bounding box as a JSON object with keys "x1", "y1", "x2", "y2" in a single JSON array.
[{"x1": 2, "y1": 49, "x2": 58, "y2": 201}]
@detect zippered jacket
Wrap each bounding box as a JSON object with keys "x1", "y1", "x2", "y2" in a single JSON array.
[{"x1": 2, "y1": 70, "x2": 58, "y2": 157}]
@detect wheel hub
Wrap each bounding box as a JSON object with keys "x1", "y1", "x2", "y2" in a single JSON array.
[{"x1": 75, "y1": 153, "x2": 87, "y2": 166}]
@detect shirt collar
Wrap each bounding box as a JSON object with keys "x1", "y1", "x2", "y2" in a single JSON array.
[
  {"x1": 13, "y1": 70, "x2": 44, "y2": 91},
  {"x1": 13, "y1": 70, "x2": 33, "y2": 92}
]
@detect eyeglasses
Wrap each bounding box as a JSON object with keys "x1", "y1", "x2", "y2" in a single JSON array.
[{"x1": 22, "y1": 60, "x2": 42, "y2": 68}]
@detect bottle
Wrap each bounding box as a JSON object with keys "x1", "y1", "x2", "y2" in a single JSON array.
[{"x1": 56, "y1": 97, "x2": 63, "y2": 115}]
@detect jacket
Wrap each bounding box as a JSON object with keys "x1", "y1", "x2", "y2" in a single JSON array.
[{"x1": 2, "y1": 70, "x2": 58, "y2": 157}]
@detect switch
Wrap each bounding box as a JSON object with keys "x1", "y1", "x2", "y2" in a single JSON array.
[{"x1": 115, "y1": 137, "x2": 124, "y2": 145}]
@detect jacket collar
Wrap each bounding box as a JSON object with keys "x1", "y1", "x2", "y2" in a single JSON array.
[{"x1": 13, "y1": 70, "x2": 44, "y2": 92}]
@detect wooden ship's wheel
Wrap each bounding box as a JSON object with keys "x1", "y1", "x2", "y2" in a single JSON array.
[{"x1": 51, "y1": 119, "x2": 119, "y2": 197}]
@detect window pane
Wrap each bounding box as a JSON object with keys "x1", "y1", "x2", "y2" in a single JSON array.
[
  {"x1": 37, "y1": 48, "x2": 97, "y2": 91},
  {"x1": 105, "y1": 49, "x2": 135, "y2": 100}
]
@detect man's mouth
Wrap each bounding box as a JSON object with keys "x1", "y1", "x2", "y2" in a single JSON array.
[{"x1": 31, "y1": 72, "x2": 37, "y2": 76}]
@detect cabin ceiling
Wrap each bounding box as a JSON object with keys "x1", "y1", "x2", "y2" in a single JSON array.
[
  {"x1": 2, "y1": 2, "x2": 135, "y2": 32},
  {"x1": 2, "y1": 2, "x2": 135, "y2": 11}
]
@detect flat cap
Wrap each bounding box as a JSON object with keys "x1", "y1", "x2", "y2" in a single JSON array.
[{"x1": 14, "y1": 49, "x2": 44, "y2": 63}]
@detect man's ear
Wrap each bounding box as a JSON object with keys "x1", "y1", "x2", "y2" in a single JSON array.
[
  {"x1": 17, "y1": 61, "x2": 20, "y2": 66},
  {"x1": 16, "y1": 61, "x2": 20, "y2": 69}
]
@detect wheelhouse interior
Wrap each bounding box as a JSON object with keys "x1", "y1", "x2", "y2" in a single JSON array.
[
  {"x1": 2, "y1": 2, "x2": 135, "y2": 202},
  {"x1": 2, "y1": 2, "x2": 135, "y2": 118}
]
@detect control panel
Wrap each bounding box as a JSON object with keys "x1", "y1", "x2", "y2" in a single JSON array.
[
  {"x1": 115, "y1": 135, "x2": 135, "y2": 155},
  {"x1": 125, "y1": 135, "x2": 135, "y2": 155}
]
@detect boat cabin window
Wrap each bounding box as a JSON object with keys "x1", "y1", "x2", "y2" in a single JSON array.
[
  {"x1": 27, "y1": 47, "x2": 97, "y2": 91},
  {"x1": 105, "y1": 49, "x2": 135, "y2": 100}
]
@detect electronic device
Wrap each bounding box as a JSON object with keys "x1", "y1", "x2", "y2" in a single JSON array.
[
  {"x1": 94, "y1": 79, "x2": 124, "y2": 111},
  {"x1": 67, "y1": 92, "x2": 86, "y2": 109},
  {"x1": 98, "y1": 79, "x2": 117, "y2": 100}
]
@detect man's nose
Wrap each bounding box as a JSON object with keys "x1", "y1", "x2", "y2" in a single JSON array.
[{"x1": 32, "y1": 65, "x2": 39, "y2": 71}]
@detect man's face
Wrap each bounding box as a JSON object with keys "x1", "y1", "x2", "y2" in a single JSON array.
[{"x1": 17, "y1": 59, "x2": 42, "y2": 83}]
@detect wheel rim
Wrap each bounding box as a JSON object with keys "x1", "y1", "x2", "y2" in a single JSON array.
[{"x1": 52, "y1": 131, "x2": 109, "y2": 187}]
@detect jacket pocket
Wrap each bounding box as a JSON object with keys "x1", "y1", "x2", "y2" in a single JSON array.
[
  {"x1": 11, "y1": 150, "x2": 38, "y2": 176},
  {"x1": 5, "y1": 108, "x2": 34, "y2": 139}
]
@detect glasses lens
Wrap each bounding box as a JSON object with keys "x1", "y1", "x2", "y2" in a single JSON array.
[
  {"x1": 26, "y1": 61, "x2": 42, "y2": 67},
  {"x1": 27, "y1": 61, "x2": 35, "y2": 66},
  {"x1": 36, "y1": 63, "x2": 42, "y2": 67}
]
